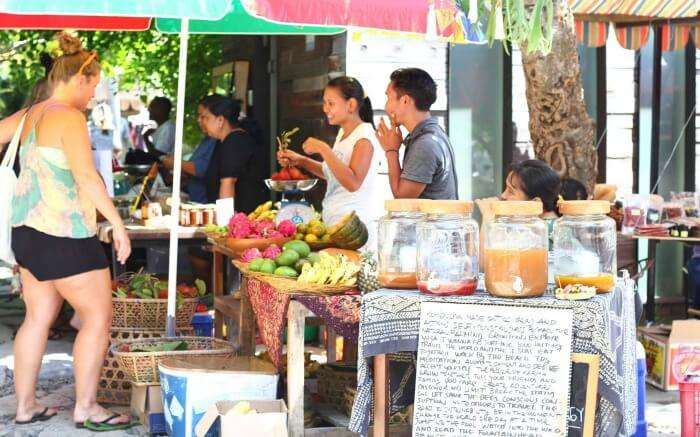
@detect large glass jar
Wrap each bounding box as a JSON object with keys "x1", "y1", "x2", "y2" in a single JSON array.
[
  {"x1": 484, "y1": 201, "x2": 548, "y2": 298},
  {"x1": 416, "y1": 200, "x2": 479, "y2": 296},
  {"x1": 552, "y1": 200, "x2": 617, "y2": 292},
  {"x1": 378, "y1": 199, "x2": 424, "y2": 289}
]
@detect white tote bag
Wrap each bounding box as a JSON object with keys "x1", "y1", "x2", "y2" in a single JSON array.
[{"x1": 0, "y1": 114, "x2": 28, "y2": 264}]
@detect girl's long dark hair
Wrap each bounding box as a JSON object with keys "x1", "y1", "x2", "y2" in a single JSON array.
[{"x1": 326, "y1": 76, "x2": 374, "y2": 128}]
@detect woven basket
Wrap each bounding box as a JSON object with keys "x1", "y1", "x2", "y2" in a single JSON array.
[
  {"x1": 111, "y1": 336, "x2": 234, "y2": 384},
  {"x1": 98, "y1": 328, "x2": 193, "y2": 405},
  {"x1": 317, "y1": 363, "x2": 357, "y2": 411},
  {"x1": 111, "y1": 297, "x2": 199, "y2": 330},
  {"x1": 234, "y1": 260, "x2": 358, "y2": 295}
]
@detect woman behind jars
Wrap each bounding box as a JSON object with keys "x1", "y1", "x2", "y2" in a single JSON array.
[{"x1": 2, "y1": 33, "x2": 132, "y2": 429}]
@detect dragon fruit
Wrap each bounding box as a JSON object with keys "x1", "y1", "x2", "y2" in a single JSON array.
[
  {"x1": 278, "y1": 220, "x2": 297, "y2": 237},
  {"x1": 252, "y1": 220, "x2": 276, "y2": 238},
  {"x1": 241, "y1": 248, "x2": 262, "y2": 263},
  {"x1": 228, "y1": 213, "x2": 252, "y2": 239},
  {"x1": 268, "y1": 230, "x2": 283, "y2": 238},
  {"x1": 262, "y1": 244, "x2": 282, "y2": 260}
]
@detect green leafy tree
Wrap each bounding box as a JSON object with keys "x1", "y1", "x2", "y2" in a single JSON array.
[{"x1": 0, "y1": 28, "x2": 223, "y2": 148}]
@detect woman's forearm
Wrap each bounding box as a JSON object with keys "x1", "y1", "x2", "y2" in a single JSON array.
[
  {"x1": 319, "y1": 148, "x2": 367, "y2": 192},
  {"x1": 299, "y1": 156, "x2": 325, "y2": 179}
]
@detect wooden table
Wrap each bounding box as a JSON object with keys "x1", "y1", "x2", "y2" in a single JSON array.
[
  {"x1": 98, "y1": 222, "x2": 207, "y2": 277},
  {"x1": 208, "y1": 238, "x2": 257, "y2": 353},
  {"x1": 632, "y1": 234, "x2": 699, "y2": 322}
]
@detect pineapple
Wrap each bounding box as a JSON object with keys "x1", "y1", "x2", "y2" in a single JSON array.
[{"x1": 358, "y1": 252, "x2": 380, "y2": 294}]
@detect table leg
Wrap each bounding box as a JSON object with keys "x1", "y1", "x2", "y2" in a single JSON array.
[
  {"x1": 238, "y1": 277, "x2": 256, "y2": 356},
  {"x1": 646, "y1": 239, "x2": 657, "y2": 323},
  {"x1": 287, "y1": 300, "x2": 306, "y2": 437},
  {"x1": 212, "y1": 251, "x2": 225, "y2": 338},
  {"x1": 326, "y1": 327, "x2": 337, "y2": 364},
  {"x1": 373, "y1": 354, "x2": 389, "y2": 437}
]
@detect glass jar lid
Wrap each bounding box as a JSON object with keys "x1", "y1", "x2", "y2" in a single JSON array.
[
  {"x1": 494, "y1": 201, "x2": 542, "y2": 216},
  {"x1": 385, "y1": 199, "x2": 422, "y2": 213},
  {"x1": 419, "y1": 200, "x2": 473, "y2": 215},
  {"x1": 558, "y1": 200, "x2": 610, "y2": 215}
]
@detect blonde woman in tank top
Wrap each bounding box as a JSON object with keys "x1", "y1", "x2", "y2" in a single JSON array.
[
  {"x1": 0, "y1": 33, "x2": 132, "y2": 429},
  {"x1": 277, "y1": 76, "x2": 386, "y2": 251}
]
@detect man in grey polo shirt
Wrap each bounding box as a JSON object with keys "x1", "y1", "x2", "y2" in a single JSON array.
[{"x1": 376, "y1": 68, "x2": 458, "y2": 200}]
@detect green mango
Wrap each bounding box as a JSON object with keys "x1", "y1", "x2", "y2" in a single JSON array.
[
  {"x1": 275, "y1": 249, "x2": 300, "y2": 267},
  {"x1": 307, "y1": 252, "x2": 321, "y2": 265},
  {"x1": 259, "y1": 259, "x2": 277, "y2": 274},
  {"x1": 283, "y1": 240, "x2": 311, "y2": 258},
  {"x1": 249, "y1": 258, "x2": 265, "y2": 272},
  {"x1": 294, "y1": 258, "x2": 311, "y2": 273},
  {"x1": 274, "y1": 266, "x2": 298, "y2": 278}
]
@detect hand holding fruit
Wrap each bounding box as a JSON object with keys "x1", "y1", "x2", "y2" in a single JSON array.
[
  {"x1": 277, "y1": 149, "x2": 303, "y2": 167},
  {"x1": 302, "y1": 137, "x2": 330, "y2": 156}
]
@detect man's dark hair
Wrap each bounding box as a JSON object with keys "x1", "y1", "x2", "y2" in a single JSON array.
[
  {"x1": 150, "y1": 96, "x2": 173, "y2": 115},
  {"x1": 389, "y1": 68, "x2": 437, "y2": 111},
  {"x1": 509, "y1": 159, "x2": 561, "y2": 213}
]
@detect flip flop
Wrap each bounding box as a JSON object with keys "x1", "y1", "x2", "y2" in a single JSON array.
[
  {"x1": 75, "y1": 413, "x2": 136, "y2": 432},
  {"x1": 15, "y1": 407, "x2": 57, "y2": 425}
]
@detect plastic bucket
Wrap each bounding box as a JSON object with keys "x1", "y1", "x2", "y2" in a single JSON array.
[{"x1": 159, "y1": 356, "x2": 278, "y2": 437}]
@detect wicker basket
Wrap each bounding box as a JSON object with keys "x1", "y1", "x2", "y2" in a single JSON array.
[
  {"x1": 317, "y1": 363, "x2": 357, "y2": 411},
  {"x1": 111, "y1": 336, "x2": 234, "y2": 384},
  {"x1": 98, "y1": 328, "x2": 193, "y2": 405},
  {"x1": 111, "y1": 297, "x2": 199, "y2": 330},
  {"x1": 234, "y1": 260, "x2": 358, "y2": 295}
]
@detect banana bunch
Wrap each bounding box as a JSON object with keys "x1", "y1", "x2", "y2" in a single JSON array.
[
  {"x1": 297, "y1": 252, "x2": 361, "y2": 286},
  {"x1": 248, "y1": 201, "x2": 275, "y2": 221}
]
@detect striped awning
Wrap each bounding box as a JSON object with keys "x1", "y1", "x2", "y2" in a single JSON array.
[
  {"x1": 570, "y1": 0, "x2": 698, "y2": 21},
  {"x1": 575, "y1": 20, "x2": 696, "y2": 51}
]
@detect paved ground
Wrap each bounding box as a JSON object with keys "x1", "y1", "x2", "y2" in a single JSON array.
[{"x1": 0, "y1": 274, "x2": 685, "y2": 436}]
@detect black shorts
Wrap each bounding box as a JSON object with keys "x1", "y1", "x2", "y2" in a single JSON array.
[{"x1": 12, "y1": 225, "x2": 109, "y2": 281}]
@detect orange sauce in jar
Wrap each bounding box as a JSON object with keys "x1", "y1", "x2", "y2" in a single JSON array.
[
  {"x1": 378, "y1": 272, "x2": 417, "y2": 289},
  {"x1": 554, "y1": 274, "x2": 615, "y2": 293},
  {"x1": 484, "y1": 248, "x2": 548, "y2": 298}
]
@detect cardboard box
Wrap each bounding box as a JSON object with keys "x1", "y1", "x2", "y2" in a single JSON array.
[
  {"x1": 637, "y1": 320, "x2": 700, "y2": 391},
  {"x1": 131, "y1": 384, "x2": 167, "y2": 435},
  {"x1": 195, "y1": 400, "x2": 288, "y2": 437}
]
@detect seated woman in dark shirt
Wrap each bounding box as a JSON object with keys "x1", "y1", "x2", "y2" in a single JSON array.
[{"x1": 198, "y1": 95, "x2": 267, "y2": 214}]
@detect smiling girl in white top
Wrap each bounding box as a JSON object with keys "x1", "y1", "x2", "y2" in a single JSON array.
[{"x1": 278, "y1": 76, "x2": 386, "y2": 251}]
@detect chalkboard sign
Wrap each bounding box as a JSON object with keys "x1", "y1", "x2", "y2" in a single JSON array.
[
  {"x1": 568, "y1": 353, "x2": 600, "y2": 437},
  {"x1": 413, "y1": 303, "x2": 574, "y2": 437}
]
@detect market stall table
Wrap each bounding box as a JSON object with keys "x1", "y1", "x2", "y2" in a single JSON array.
[
  {"x1": 242, "y1": 276, "x2": 362, "y2": 437},
  {"x1": 349, "y1": 280, "x2": 638, "y2": 437},
  {"x1": 632, "y1": 234, "x2": 700, "y2": 322},
  {"x1": 97, "y1": 222, "x2": 207, "y2": 277}
]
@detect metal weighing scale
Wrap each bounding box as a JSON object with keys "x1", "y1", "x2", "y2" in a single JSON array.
[{"x1": 264, "y1": 178, "x2": 318, "y2": 225}]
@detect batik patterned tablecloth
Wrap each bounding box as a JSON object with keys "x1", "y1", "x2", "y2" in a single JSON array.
[
  {"x1": 245, "y1": 277, "x2": 361, "y2": 369},
  {"x1": 349, "y1": 280, "x2": 638, "y2": 437}
]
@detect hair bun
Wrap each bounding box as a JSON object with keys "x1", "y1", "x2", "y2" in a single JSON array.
[{"x1": 55, "y1": 32, "x2": 83, "y2": 56}]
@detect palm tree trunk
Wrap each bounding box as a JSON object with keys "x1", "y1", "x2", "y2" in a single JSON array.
[{"x1": 520, "y1": 0, "x2": 597, "y2": 194}]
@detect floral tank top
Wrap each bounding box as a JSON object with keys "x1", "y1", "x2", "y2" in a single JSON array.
[{"x1": 11, "y1": 107, "x2": 97, "y2": 238}]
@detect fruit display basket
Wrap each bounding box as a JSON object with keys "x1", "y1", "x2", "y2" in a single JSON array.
[
  {"x1": 98, "y1": 328, "x2": 192, "y2": 405},
  {"x1": 111, "y1": 337, "x2": 234, "y2": 384},
  {"x1": 111, "y1": 297, "x2": 199, "y2": 330},
  {"x1": 225, "y1": 236, "x2": 291, "y2": 258},
  {"x1": 249, "y1": 272, "x2": 358, "y2": 296},
  {"x1": 265, "y1": 179, "x2": 318, "y2": 192}
]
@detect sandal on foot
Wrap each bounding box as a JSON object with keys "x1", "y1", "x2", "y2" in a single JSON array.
[
  {"x1": 76, "y1": 414, "x2": 136, "y2": 432},
  {"x1": 15, "y1": 407, "x2": 57, "y2": 425}
]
